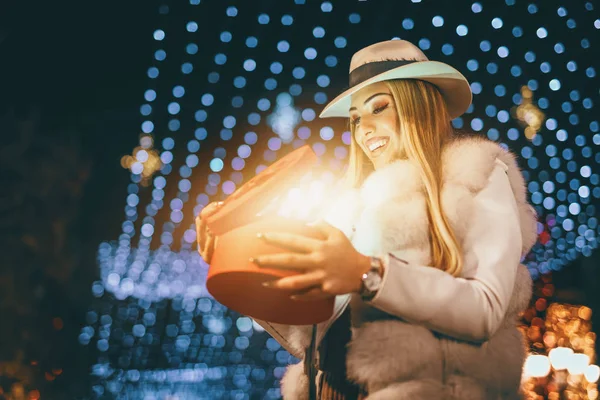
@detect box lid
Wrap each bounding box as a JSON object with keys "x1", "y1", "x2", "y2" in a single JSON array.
[{"x1": 203, "y1": 145, "x2": 318, "y2": 235}]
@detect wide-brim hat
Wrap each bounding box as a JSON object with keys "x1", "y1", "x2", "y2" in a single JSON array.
[{"x1": 319, "y1": 40, "x2": 472, "y2": 120}]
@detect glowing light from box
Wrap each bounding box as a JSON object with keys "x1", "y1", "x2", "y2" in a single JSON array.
[{"x1": 270, "y1": 171, "x2": 339, "y2": 222}]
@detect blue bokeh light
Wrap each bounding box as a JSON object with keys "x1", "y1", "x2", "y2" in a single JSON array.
[{"x1": 88, "y1": 2, "x2": 600, "y2": 398}]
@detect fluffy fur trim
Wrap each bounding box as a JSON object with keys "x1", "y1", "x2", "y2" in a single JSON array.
[
  {"x1": 445, "y1": 375, "x2": 489, "y2": 400},
  {"x1": 442, "y1": 136, "x2": 502, "y2": 192},
  {"x1": 280, "y1": 362, "x2": 309, "y2": 400},
  {"x1": 365, "y1": 380, "x2": 448, "y2": 400},
  {"x1": 325, "y1": 136, "x2": 538, "y2": 259},
  {"x1": 441, "y1": 326, "x2": 526, "y2": 392},
  {"x1": 352, "y1": 195, "x2": 430, "y2": 256},
  {"x1": 507, "y1": 264, "x2": 534, "y2": 322},
  {"x1": 323, "y1": 189, "x2": 362, "y2": 238},
  {"x1": 286, "y1": 325, "x2": 313, "y2": 356},
  {"x1": 496, "y1": 149, "x2": 539, "y2": 255},
  {"x1": 445, "y1": 374, "x2": 524, "y2": 400},
  {"x1": 360, "y1": 159, "x2": 422, "y2": 204},
  {"x1": 346, "y1": 320, "x2": 443, "y2": 392}
]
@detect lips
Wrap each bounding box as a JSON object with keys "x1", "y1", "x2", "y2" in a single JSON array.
[
  {"x1": 364, "y1": 136, "x2": 390, "y2": 153},
  {"x1": 364, "y1": 136, "x2": 390, "y2": 148}
]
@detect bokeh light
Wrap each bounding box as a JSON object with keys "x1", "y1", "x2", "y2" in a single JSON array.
[{"x1": 89, "y1": 1, "x2": 599, "y2": 398}]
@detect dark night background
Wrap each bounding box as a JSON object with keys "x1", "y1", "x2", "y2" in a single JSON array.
[
  {"x1": 0, "y1": 0, "x2": 598, "y2": 399},
  {"x1": 1, "y1": 0, "x2": 157, "y2": 397}
]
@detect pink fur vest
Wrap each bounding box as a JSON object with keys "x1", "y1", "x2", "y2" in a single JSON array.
[{"x1": 280, "y1": 136, "x2": 538, "y2": 400}]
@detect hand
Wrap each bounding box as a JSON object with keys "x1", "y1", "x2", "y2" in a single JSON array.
[
  {"x1": 195, "y1": 202, "x2": 223, "y2": 263},
  {"x1": 251, "y1": 220, "x2": 371, "y2": 301}
]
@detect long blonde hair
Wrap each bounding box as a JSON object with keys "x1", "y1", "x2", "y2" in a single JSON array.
[{"x1": 343, "y1": 79, "x2": 463, "y2": 277}]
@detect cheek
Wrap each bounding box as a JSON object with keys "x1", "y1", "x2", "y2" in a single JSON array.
[{"x1": 381, "y1": 113, "x2": 399, "y2": 134}]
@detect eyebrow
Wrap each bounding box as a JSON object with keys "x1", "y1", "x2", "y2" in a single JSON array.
[{"x1": 349, "y1": 92, "x2": 392, "y2": 112}]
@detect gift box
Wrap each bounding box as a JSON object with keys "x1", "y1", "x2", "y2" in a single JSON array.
[{"x1": 202, "y1": 146, "x2": 336, "y2": 325}]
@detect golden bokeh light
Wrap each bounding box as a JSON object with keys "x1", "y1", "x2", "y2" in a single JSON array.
[{"x1": 120, "y1": 135, "x2": 162, "y2": 186}]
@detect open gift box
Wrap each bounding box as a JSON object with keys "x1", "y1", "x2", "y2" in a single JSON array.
[{"x1": 202, "y1": 146, "x2": 336, "y2": 325}]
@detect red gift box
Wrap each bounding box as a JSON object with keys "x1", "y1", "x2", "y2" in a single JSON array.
[{"x1": 202, "y1": 146, "x2": 335, "y2": 325}]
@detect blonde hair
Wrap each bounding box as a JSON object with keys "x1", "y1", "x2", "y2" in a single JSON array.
[{"x1": 343, "y1": 79, "x2": 463, "y2": 277}]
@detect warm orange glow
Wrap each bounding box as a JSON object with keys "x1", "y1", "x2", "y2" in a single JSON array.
[
  {"x1": 531, "y1": 317, "x2": 545, "y2": 328},
  {"x1": 29, "y1": 389, "x2": 40, "y2": 400},
  {"x1": 260, "y1": 170, "x2": 339, "y2": 223},
  {"x1": 543, "y1": 331, "x2": 557, "y2": 348},
  {"x1": 512, "y1": 86, "x2": 545, "y2": 141},
  {"x1": 535, "y1": 298, "x2": 548, "y2": 312},
  {"x1": 52, "y1": 317, "x2": 63, "y2": 330},
  {"x1": 542, "y1": 284, "x2": 555, "y2": 297},
  {"x1": 521, "y1": 286, "x2": 596, "y2": 400},
  {"x1": 578, "y1": 307, "x2": 592, "y2": 321},
  {"x1": 120, "y1": 135, "x2": 162, "y2": 185}
]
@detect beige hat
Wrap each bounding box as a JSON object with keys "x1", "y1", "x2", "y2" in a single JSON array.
[{"x1": 319, "y1": 40, "x2": 472, "y2": 120}]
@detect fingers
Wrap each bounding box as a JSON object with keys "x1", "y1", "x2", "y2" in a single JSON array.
[
  {"x1": 252, "y1": 253, "x2": 318, "y2": 271},
  {"x1": 196, "y1": 214, "x2": 206, "y2": 254},
  {"x1": 263, "y1": 269, "x2": 325, "y2": 290},
  {"x1": 199, "y1": 201, "x2": 222, "y2": 218},
  {"x1": 263, "y1": 270, "x2": 333, "y2": 301},
  {"x1": 202, "y1": 232, "x2": 216, "y2": 263},
  {"x1": 196, "y1": 201, "x2": 223, "y2": 256},
  {"x1": 258, "y1": 232, "x2": 323, "y2": 254},
  {"x1": 290, "y1": 288, "x2": 334, "y2": 302}
]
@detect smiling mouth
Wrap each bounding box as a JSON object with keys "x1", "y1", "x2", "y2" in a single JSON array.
[{"x1": 367, "y1": 137, "x2": 390, "y2": 155}]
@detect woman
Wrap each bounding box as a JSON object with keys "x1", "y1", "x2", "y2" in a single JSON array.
[{"x1": 197, "y1": 40, "x2": 538, "y2": 399}]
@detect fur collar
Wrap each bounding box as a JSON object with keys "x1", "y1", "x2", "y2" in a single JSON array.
[{"x1": 325, "y1": 135, "x2": 538, "y2": 259}]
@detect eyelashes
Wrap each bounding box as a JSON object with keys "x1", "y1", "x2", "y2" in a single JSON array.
[
  {"x1": 373, "y1": 103, "x2": 389, "y2": 114},
  {"x1": 350, "y1": 103, "x2": 389, "y2": 126}
]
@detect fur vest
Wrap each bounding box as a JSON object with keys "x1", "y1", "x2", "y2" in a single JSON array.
[{"x1": 280, "y1": 136, "x2": 538, "y2": 400}]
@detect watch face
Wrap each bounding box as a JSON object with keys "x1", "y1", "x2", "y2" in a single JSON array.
[{"x1": 364, "y1": 271, "x2": 382, "y2": 291}]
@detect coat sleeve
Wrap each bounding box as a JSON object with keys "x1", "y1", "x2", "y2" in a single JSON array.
[{"x1": 367, "y1": 161, "x2": 524, "y2": 343}]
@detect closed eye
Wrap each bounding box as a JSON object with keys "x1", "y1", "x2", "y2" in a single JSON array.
[
  {"x1": 373, "y1": 104, "x2": 389, "y2": 114},
  {"x1": 350, "y1": 104, "x2": 388, "y2": 126}
]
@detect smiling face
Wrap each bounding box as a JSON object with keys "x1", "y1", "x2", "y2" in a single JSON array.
[{"x1": 349, "y1": 81, "x2": 402, "y2": 170}]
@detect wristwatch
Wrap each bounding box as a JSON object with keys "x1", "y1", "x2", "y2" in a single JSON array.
[{"x1": 359, "y1": 256, "x2": 384, "y2": 301}]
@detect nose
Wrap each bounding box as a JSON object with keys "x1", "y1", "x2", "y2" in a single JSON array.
[
  {"x1": 361, "y1": 130, "x2": 374, "y2": 141},
  {"x1": 357, "y1": 129, "x2": 372, "y2": 147},
  {"x1": 357, "y1": 116, "x2": 375, "y2": 139}
]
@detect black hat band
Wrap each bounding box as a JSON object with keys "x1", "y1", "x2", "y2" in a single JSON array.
[{"x1": 349, "y1": 59, "x2": 420, "y2": 88}]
